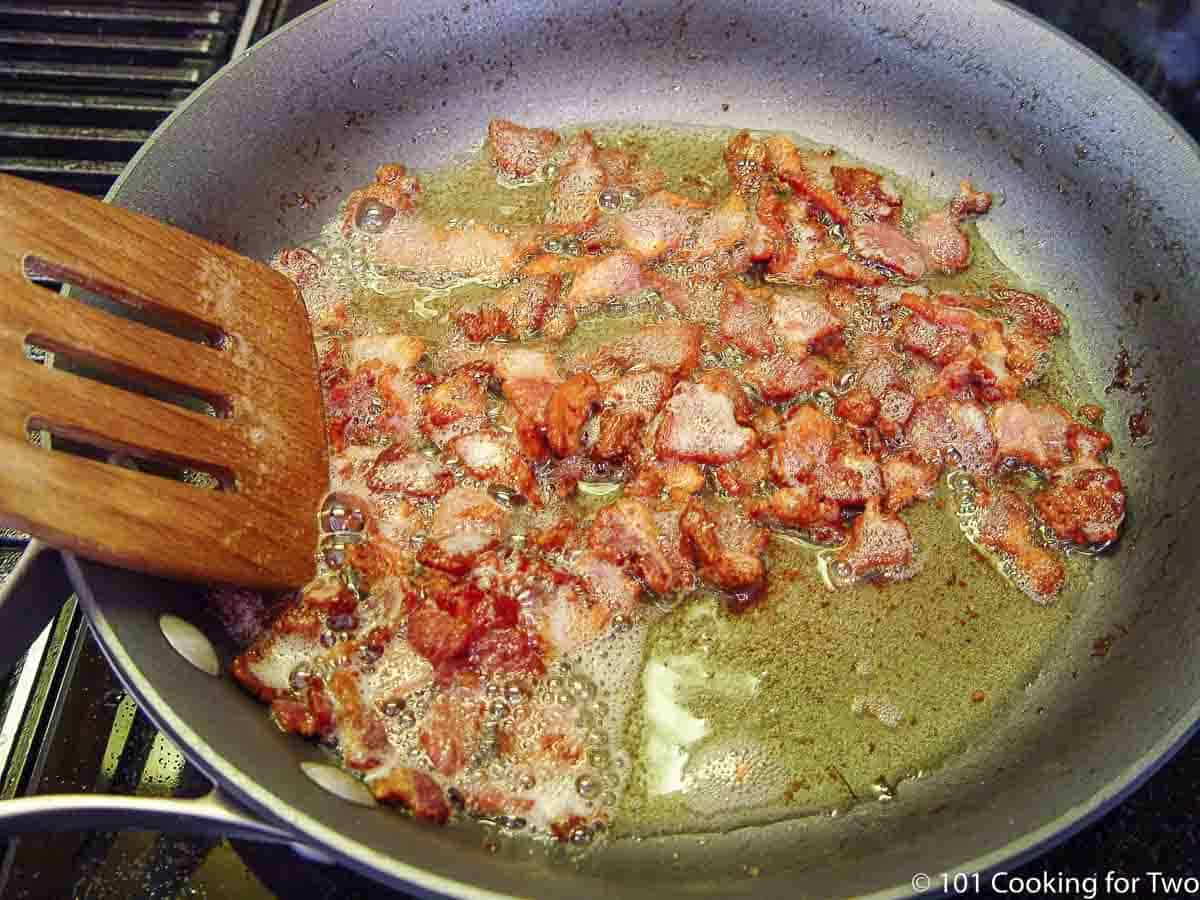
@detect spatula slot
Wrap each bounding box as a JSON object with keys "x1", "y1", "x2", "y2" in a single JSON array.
[
  {"x1": 27, "y1": 416, "x2": 233, "y2": 492},
  {"x1": 22, "y1": 254, "x2": 226, "y2": 347},
  {"x1": 23, "y1": 335, "x2": 230, "y2": 419}
]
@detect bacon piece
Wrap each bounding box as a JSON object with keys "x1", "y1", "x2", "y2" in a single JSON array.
[
  {"x1": 1034, "y1": 426, "x2": 1125, "y2": 545},
  {"x1": 835, "y1": 387, "x2": 880, "y2": 427},
  {"x1": 467, "y1": 626, "x2": 545, "y2": 679},
  {"x1": 723, "y1": 131, "x2": 770, "y2": 198},
  {"x1": 346, "y1": 334, "x2": 426, "y2": 371},
  {"x1": 816, "y1": 442, "x2": 884, "y2": 505},
  {"x1": 681, "y1": 499, "x2": 768, "y2": 591},
  {"x1": 450, "y1": 430, "x2": 539, "y2": 503},
  {"x1": 407, "y1": 604, "x2": 472, "y2": 666},
  {"x1": 610, "y1": 202, "x2": 693, "y2": 261},
  {"x1": 655, "y1": 381, "x2": 756, "y2": 465},
  {"x1": 496, "y1": 347, "x2": 562, "y2": 427},
  {"x1": 992, "y1": 287, "x2": 1064, "y2": 336},
  {"x1": 417, "y1": 487, "x2": 510, "y2": 575},
  {"x1": 598, "y1": 322, "x2": 703, "y2": 377},
  {"x1": 603, "y1": 367, "x2": 675, "y2": 414},
  {"x1": 340, "y1": 163, "x2": 421, "y2": 237},
  {"x1": 714, "y1": 447, "x2": 769, "y2": 497},
  {"x1": 912, "y1": 180, "x2": 992, "y2": 274},
  {"x1": 596, "y1": 145, "x2": 666, "y2": 195},
  {"x1": 763, "y1": 135, "x2": 851, "y2": 225},
  {"x1": 831, "y1": 165, "x2": 902, "y2": 224},
  {"x1": 770, "y1": 288, "x2": 843, "y2": 355},
  {"x1": 366, "y1": 445, "x2": 453, "y2": 498},
  {"x1": 694, "y1": 368, "x2": 754, "y2": 424},
  {"x1": 454, "y1": 276, "x2": 563, "y2": 342},
  {"x1": 836, "y1": 498, "x2": 915, "y2": 579},
  {"x1": 370, "y1": 766, "x2": 450, "y2": 824},
  {"x1": 976, "y1": 488, "x2": 1065, "y2": 603},
  {"x1": 678, "y1": 192, "x2": 752, "y2": 265},
  {"x1": 749, "y1": 485, "x2": 843, "y2": 540},
  {"x1": 574, "y1": 550, "x2": 641, "y2": 616},
  {"x1": 373, "y1": 217, "x2": 541, "y2": 284},
  {"x1": 764, "y1": 196, "x2": 884, "y2": 286},
  {"x1": 850, "y1": 220, "x2": 925, "y2": 280},
  {"x1": 626, "y1": 460, "x2": 705, "y2": 502},
  {"x1": 565, "y1": 252, "x2": 648, "y2": 309},
  {"x1": 273, "y1": 246, "x2": 324, "y2": 289},
  {"x1": 991, "y1": 400, "x2": 1072, "y2": 470},
  {"x1": 418, "y1": 684, "x2": 485, "y2": 777},
  {"x1": 538, "y1": 373, "x2": 599, "y2": 458},
  {"x1": 326, "y1": 669, "x2": 391, "y2": 770},
  {"x1": 899, "y1": 293, "x2": 977, "y2": 364},
  {"x1": 769, "y1": 405, "x2": 837, "y2": 486},
  {"x1": 270, "y1": 675, "x2": 335, "y2": 740},
  {"x1": 547, "y1": 131, "x2": 606, "y2": 229},
  {"x1": 719, "y1": 280, "x2": 775, "y2": 357},
  {"x1": 881, "y1": 450, "x2": 940, "y2": 512},
  {"x1": 741, "y1": 353, "x2": 836, "y2": 401},
  {"x1": 488, "y1": 118, "x2": 559, "y2": 178},
  {"x1": 905, "y1": 398, "x2": 996, "y2": 474},
  {"x1": 422, "y1": 370, "x2": 489, "y2": 448},
  {"x1": 591, "y1": 408, "x2": 647, "y2": 462},
  {"x1": 587, "y1": 499, "x2": 674, "y2": 593}
]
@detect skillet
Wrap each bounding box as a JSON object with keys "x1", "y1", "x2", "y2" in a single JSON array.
[{"x1": 1, "y1": 0, "x2": 1198, "y2": 896}]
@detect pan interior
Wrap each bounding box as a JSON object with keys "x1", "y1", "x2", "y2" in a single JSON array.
[{"x1": 80, "y1": 0, "x2": 1200, "y2": 897}]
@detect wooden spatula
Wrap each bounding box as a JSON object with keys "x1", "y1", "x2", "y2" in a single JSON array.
[{"x1": 0, "y1": 174, "x2": 328, "y2": 589}]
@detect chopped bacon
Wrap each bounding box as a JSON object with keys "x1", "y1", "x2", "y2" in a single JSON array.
[
  {"x1": 991, "y1": 400, "x2": 1072, "y2": 470},
  {"x1": 596, "y1": 145, "x2": 666, "y2": 195},
  {"x1": 587, "y1": 499, "x2": 674, "y2": 593},
  {"x1": 273, "y1": 246, "x2": 324, "y2": 289},
  {"x1": 454, "y1": 276, "x2": 563, "y2": 342},
  {"x1": 496, "y1": 346, "x2": 562, "y2": 426},
  {"x1": 714, "y1": 447, "x2": 769, "y2": 497},
  {"x1": 723, "y1": 131, "x2": 770, "y2": 198},
  {"x1": 598, "y1": 321, "x2": 703, "y2": 377},
  {"x1": 610, "y1": 201, "x2": 693, "y2": 261},
  {"x1": 912, "y1": 181, "x2": 992, "y2": 274},
  {"x1": 270, "y1": 677, "x2": 335, "y2": 739},
  {"x1": 547, "y1": 131, "x2": 606, "y2": 229},
  {"x1": 749, "y1": 485, "x2": 843, "y2": 541},
  {"x1": 407, "y1": 605, "x2": 472, "y2": 665},
  {"x1": 468, "y1": 626, "x2": 546, "y2": 679},
  {"x1": 681, "y1": 499, "x2": 768, "y2": 591},
  {"x1": 742, "y1": 353, "x2": 836, "y2": 401},
  {"x1": 899, "y1": 293, "x2": 978, "y2": 364},
  {"x1": 369, "y1": 766, "x2": 451, "y2": 824},
  {"x1": 763, "y1": 135, "x2": 851, "y2": 225},
  {"x1": 603, "y1": 367, "x2": 675, "y2": 414},
  {"x1": 340, "y1": 163, "x2": 421, "y2": 237},
  {"x1": 850, "y1": 221, "x2": 927, "y2": 281},
  {"x1": 831, "y1": 165, "x2": 902, "y2": 224},
  {"x1": 566, "y1": 252, "x2": 648, "y2": 308},
  {"x1": 367, "y1": 445, "x2": 453, "y2": 498},
  {"x1": 764, "y1": 196, "x2": 884, "y2": 286},
  {"x1": 591, "y1": 408, "x2": 647, "y2": 462},
  {"x1": 417, "y1": 487, "x2": 510, "y2": 575},
  {"x1": 373, "y1": 216, "x2": 541, "y2": 284},
  {"x1": 677, "y1": 193, "x2": 752, "y2": 264},
  {"x1": 574, "y1": 550, "x2": 641, "y2": 616},
  {"x1": 327, "y1": 669, "x2": 391, "y2": 770},
  {"x1": 719, "y1": 280, "x2": 775, "y2": 357},
  {"x1": 976, "y1": 487, "x2": 1065, "y2": 603},
  {"x1": 546, "y1": 373, "x2": 601, "y2": 457},
  {"x1": 418, "y1": 684, "x2": 485, "y2": 776},
  {"x1": 881, "y1": 450, "x2": 940, "y2": 512},
  {"x1": 817, "y1": 442, "x2": 884, "y2": 505},
  {"x1": 835, "y1": 387, "x2": 880, "y2": 427},
  {"x1": 450, "y1": 430, "x2": 539, "y2": 503},
  {"x1": 346, "y1": 334, "x2": 426, "y2": 371},
  {"x1": 324, "y1": 362, "x2": 419, "y2": 453},
  {"x1": 626, "y1": 460, "x2": 705, "y2": 502},
  {"x1": 992, "y1": 287, "x2": 1063, "y2": 336},
  {"x1": 488, "y1": 118, "x2": 559, "y2": 178},
  {"x1": 769, "y1": 405, "x2": 837, "y2": 486},
  {"x1": 655, "y1": 381, "x2": 756, "y2": 465},
  {"x1": 770, "y1": 289, "x2": 844, "y2": 355},
  {"x1": 836, "y1": 498, "x2": 915, "y2": 579},
  {"x1": 905, "y1": 398, "x2": 997, "y2": 473},
  {"x1": 1034, "y1": 426, "x2": 1125, "y2": 545},
  {"x1": 423, "y1": 369, "x2": 489, "y2": 447},
  {"x1": 694, "y1": 368, "x2": 754, "y2": 424}
]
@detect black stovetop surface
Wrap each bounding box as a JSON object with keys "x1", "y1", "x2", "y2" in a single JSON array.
[{"x1": 2, "y1": 1, "x2": 1198, "y2": 897}]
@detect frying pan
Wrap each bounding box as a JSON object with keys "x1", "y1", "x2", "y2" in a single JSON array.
[{"x1": 0, "y1": 0, "x2": 1197, "y2": 896}]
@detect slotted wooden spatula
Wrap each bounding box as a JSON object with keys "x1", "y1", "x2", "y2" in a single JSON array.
[{"x1": 0, "y1": 174, "x2": 328, "y2": 589}]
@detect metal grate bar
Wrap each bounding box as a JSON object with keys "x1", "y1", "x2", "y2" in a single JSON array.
[
  {"x1": 0, "y1": 157, "x2": 126, "y2": 177},
  {"x1": 0, "y1": 59, "x2": 210, "y2": 85},
  {"x1": 0, "y1": 89, "x2": 177, "y2": 115},
  {"x1": 0, "y1": 29, "x2": 226, "y2": 56},
  {"x1": 0, "y1": 4, "x2": 237, "y2": 28}
]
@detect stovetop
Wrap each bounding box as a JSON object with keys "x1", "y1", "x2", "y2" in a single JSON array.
[{"x1": 1, "y1": 1, "x2": 1198, "y2": 897}]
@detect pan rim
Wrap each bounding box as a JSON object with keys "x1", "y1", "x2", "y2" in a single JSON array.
[{"x1": 79, "y1": 0, "x2": 1200, "y2": 895}]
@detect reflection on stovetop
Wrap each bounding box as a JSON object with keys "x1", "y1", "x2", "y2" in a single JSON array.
[{"x1": 2, "y1": 1, "x2": 1198, "y2": 897}]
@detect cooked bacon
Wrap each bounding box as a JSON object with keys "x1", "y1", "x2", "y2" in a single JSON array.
[
  {"x1": 417, "y1": 487, "x2": 510, "y2": 575},
  {"x1": 596, "y1": 145, "x2": 666, "y2": 195},
  {"x1": 678, "y1": 193, "x2": 752, "y2": 264},
  {"x1": 742, "y1": 353, "x2": 836, "y2": 401},
  {"x1": 367, "y1": 445, "x2": 453, "y2": 498},
  {"x1": 340, "y1": 163, "x2": 421, "y2": 237},
  {"x1": 976, "y1": 487, "x2": 1065, "y2": 603},
  {"x1": 992, "y1": 287, "x2": 1063, "y2": 336},
  {"x1": 899, "y1": 292, "x2": 978, "y2": 364},
  {"x1": 650, "y1": 274, "x2": 726, "y2": 324},
  {"x1": 547, "y1": 131, "x2": 606, "y2": 229},
  {"x1": 1034, "y1": 426, "x2": 1125, "y2": 545},
  {"x1": 764, "y1": 196, "x2": 883, "y2": 287},
  {"x1": 450, "y1": 430, "x2": 539, "y2": 503},
  {"x1": 831, "y1": 165, "x2": 902, "y2": 224},
  {"x1": 719, "y1": 280, "x2": 775, "y2": 357},
  {"x1": 269, "y1": 677, "x2": 336, "y2": 740},
  {"x1": 603, "y1": 367, "x2": 675, "y2": 414},
  {"x1": 905, "y1": 398, "x2": 996, "y2": 473},
  {"x1": 749, "y1": 485, "x2": 843, "y2": 540},
  {"x1": 650, "y1": 503, "x2": 698, "y2": 593},
  {"x1": 574, "y1": 550, "x2": 641, "y2": 615},
  {"x1": 373, "y1": 217, "x2": 541, "y2": 284},
  {"x1": 419, "y1": 684, "x2": 485, "y2": 776},
  {"x1": 587, "y1": 499, "x2": 674, "y2": 593},
  {"x1": 422, "y1": 370, "x2": 489, "y2": 448},
  {"x1": 835, "y1": 387, "x2": 880, "y2": 427},
  {"x1": 273, "y1": 246, "x2": 324, "y2": 289},
  {"x1": 881, "y1": 450, "x2": 940, "y2": 512},
  {"x1": 496, "y1": 347, "x2": 562, "y2": 426},
  {"x1": 836, "y1": 498, "x2": 915, "y2": 579},
  {"x1": 369, "y1": 766, "x2": 451, "y2": 824},
  {"x1": 406, "y1": 604, "x2": 472, "y2": 665},
  {"x1": 454, "y1": 276, "x2": 563, "y2": 342},
  {"x1": 912, "y1": 181, "x2": 992, "y2": 274},
  {"x1": 546, "y1": 373, "x2": 601, "y2": 457},
  {"x1": 346, "y1": 334, "x2": 426, "y2": 371},
  {"x1": 326, "y1": 669, "x2": 391, "y2": 770},
  {"x1": 655, "y1": 381, "x2": 756, "y2": 465},
  {"x1": 850, "y1": 221, "x2": 927, "y2": 281},
  {"x1": 694, "y1": 368, "x2": 754, "y2": 424},
  {"x1": 468, "y1": 626, "x2": 546, "y2": 679},
  {"x1": 681, "y1": 499, "x2": 768, "y2": 590},
  {"x1": 487, "y1": 118, "x2": 559, "y2": 178},
  {"x1": 817, "y1": 442, "x2": 884, "y2": 505},
  {"x1": 991, "y1": 400, "x2": 1072, "y2": 470},
  {"x1": 626, "y1": 460, "x2": 705, "y2": 502},
  {"x1": 591, "y1": 408, "x2": 647, "y2": 462},
  {"x1": 723, "y1": 131, "x2": 770, "y2": 198},
  {"x1": 770, "y1": 289, "x2": 844, "y2": 355},
  {"x1": 714, "y1": 447, "x2": 769, "y2": 497},
  {"x1": 598, "y1": 321, "x2": 703, "y2": 376},
  {"x1": 769, "y1": 405, "x2": 837, "y2": 486},
  {"x1": 610, "y1": 201, "x2": 693, "y2": 261},
  {"x1": 565, "y1": 252, "x2": 648, "y2": 308},
  {"x1": 763, "y1": 135, "x2": 851, "y2": 225}
]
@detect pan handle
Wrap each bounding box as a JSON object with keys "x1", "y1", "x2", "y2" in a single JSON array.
[
  {"x1": 0, "y1": 787, "x2": 334, "y2": 861},
  {"x1": 0, "y1": 539, "x2": 73, "y2": 675}
]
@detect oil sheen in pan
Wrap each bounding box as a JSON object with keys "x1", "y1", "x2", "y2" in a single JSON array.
[{"x1": 288, "y1": 122, "x2": 1108, "y2": 838}]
